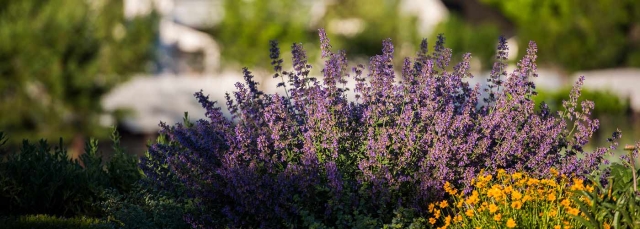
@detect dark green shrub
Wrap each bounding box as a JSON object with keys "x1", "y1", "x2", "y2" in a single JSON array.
[
  {"x1": 0, "y1": 214, "x2": 113, "y2": 229},
  {"x1": 105, "y1": 129, "x2": 142, "y2": 194},
  {"x1": 0, "y1": 127, "x2": 143, "y2": 218},
  {"x1": 382, "y1": 208, "x2": 428, "y2": 229},
  {"x1": 0, "y1": 137, "x2": 108, "y2": 217},
  {"x1": 98, "y1": 182, "x2": 194, "y2": 229}
]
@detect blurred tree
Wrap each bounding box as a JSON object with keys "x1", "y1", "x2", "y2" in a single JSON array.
[
  {"x1": 210, "y1": 0, "x2": 422, "y2": 70},
  {"x1": 210, "y1": 0, "x2": 316, "y2": 70},
  {"x1": 429, "y1": 14, "x2": 502, "y2": 70},
  {"x1": 320, "y1": 0, "x2": 421, "y2": 61},
  {"x1": 480, "y1": 0, "x2": 640, "y2": 72},
  {"x1": 0, "y1": 0, "x2": 157, "y2": 156}
]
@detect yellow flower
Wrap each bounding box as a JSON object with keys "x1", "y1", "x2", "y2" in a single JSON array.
[
  {"x1": 561, "y1": 198, "x2": 571, "y2": 207},
  {"x1": 434, "y1": 209, "x2": 441, "y2": 218},
  {"x1": 444, "y1": 181, "x2": 458, "y2": 195},
  {"x1": 527, "y1": 178, "x2": 540, "y2": 186},
  {"x1": 489, "y1": 203, "x2": 499, "y2": 213},
  {"x1": 466, "y1": 191, "x2": 480, "y2": 205},
  {"x1": 548, "y1": 209, "x2": 557, "y2": 217},
  {"x1": 503, "y1": 185, "x2": 513, "y2": 194},
  {"x1": 547, "y1": 193, "x2": 557, "y2": 201},
  {"x1": 429, "y1": 203, "x2": 435, "y2": 213},
  {"x1": 541, "y1": 179, "x2": 558, "y2": 187},
  {"x1": 493, "y1": 213, "x2": 502, "y2": 221},
  {"x1": 571, "y1": 178, "x2": 585, "y2": 191},
  {"x1": 439, "y1": 200, "x2": 449, "y2": 208},
  {"x1": 563, "y1": 221, "x2": 573, "y2": 229},
  {"x1": 429, "y1": 217, "x2": 436, "y2": 225},
  {"x1": 603, "y1": 222, "x2": 611, "y2": 229},
  {"x1": 512, "y1": 172, "x2": 523, "y2": 180},
  {"x1": 511, "y1": 200, "x2": 523, "y2": 210},
  {"x1": 567, "y1": 207, "x2": 580, "y2": 216},
  {"x1": 487, "y1": 185, "x2": 504, "y2": 200},
  {"x1": 465, "y1": 209, "x2": 474, "y2": 217},
  {"x1": 549, "y1": 167, "x2": 559, "y2": 177},
  {"x1": 554, "y1": 225, "x2": 561, "y2": 229},
  {"x1": 454, "y1": 214, "x2": 463, "y2": 223},
  {"x1": 511, "y1": 190, "x2": 522, "y2": 200},
  {"x1": 506, "y1": 218, "x2": 517, "y2": 228}
]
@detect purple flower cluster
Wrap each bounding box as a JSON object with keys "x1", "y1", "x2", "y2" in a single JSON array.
[{"x1": 140, "y1": 29, "x2": 618, "y2": 228}]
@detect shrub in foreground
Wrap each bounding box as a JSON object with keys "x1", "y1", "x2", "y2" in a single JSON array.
[
  {"x1": 0, "y1": 214, "x2": 113, "y2": 229},
  {"x1": 99, "y1": 181, "x2": 194, "y2": 229},
  {"x1": 0, "y1": 127, "x2": 141, "y2": 218},
  {"x1": 141, "y1": 29, "x2": 619, "y2": 227}
]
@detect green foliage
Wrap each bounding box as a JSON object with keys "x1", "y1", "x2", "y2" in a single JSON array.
[
  {"x1": 382, "y1": 208, "x2": 428, "y2": 229},
  {"x1": 0, "y1": 137, "x2": 107, "y2": 217},
  {"x1": 98, "y1": 183, "x2": 193, "y2": 229},
  {"x1": 0, "y1": 214, "x2": 113, "y2": 229},
  {"x1": 430, "y1": 14, "x2": 502, "y2": 70},
  {"x1": 321, "y1": 0, "x2": 421, "y2": 59},
  {"x1": 0, "y1": 0, "x2": 157, "y2": 146},
  {"x1": 0, "y1": 128, "x2": 143, "y2": 218},
  {"x1": 211, "y1": 0, "x2": 421, "y2": 69},
  {"x1": 211, "y1": 0, "x2": 315, "y2": 69},
  {"x1": 534, "y1": 87, "x2": 630, "y2": 117},
  {"x1": 480, "y1": 0, "x2": 640, "y2": 71},
  {"x1": 106, "y1": 128, "x2": 142, "y2": 193},
  {"x1": 572, "y1": 163, "x2": 640, "y2": 228}
]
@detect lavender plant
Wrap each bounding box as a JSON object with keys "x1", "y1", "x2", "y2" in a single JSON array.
[{"x1": 140, "y1": 29, "x2": 619, "y2": 228}]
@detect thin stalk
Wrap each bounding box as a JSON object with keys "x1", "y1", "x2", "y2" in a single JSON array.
[{"x1": 624, "y1": 145, "x2": 638, "y2": 192}]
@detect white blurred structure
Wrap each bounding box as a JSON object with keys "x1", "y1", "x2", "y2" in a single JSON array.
[
  {"x1": 103, "y1": 73, "x2": 240, "y2": 133},
  {"x1": 400, "y1": 0, "x2": 448, "y2": 36},
  {"x1": 125, "y1": 0, "x2": 221, "y2": 75},
  {"x1": 574, "y1": 68, "x2": 640, "y2": 111}
]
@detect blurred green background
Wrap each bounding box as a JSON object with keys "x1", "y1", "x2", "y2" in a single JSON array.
[{"x1": 1, "y1": 0, "x2": 640, "y2": 158}]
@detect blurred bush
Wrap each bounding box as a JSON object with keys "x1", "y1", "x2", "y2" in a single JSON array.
[
  {"x1": 210, "y1": 0, "x2": 317, "y2": 70},
  {"x1": 320, "y1": 0, "x2": 421, "y2": 60},
  {"x1": 429, "y1": 14, "x2": 502, "y2": 70},
  {"x1": 0, "y1": 0, "x2": 157, "y2": 147},
  {"x1": 533, "y1": 87, "x2": 631, "y2": 117},
  {"x1": 480, "y1": 0, "x2": 640, "y2": 72},
  {"x1": 210, "y1": 0, "x2": 421, "y2": 70}
]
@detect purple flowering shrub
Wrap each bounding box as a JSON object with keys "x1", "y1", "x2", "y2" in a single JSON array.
[{"x1": 140, "y1": 29, "x2": 619, "y2": 228}]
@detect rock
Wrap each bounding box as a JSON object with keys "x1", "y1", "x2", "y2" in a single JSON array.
[{"x1": 102, "y1": 72, "x2": 241, "y2": 134}]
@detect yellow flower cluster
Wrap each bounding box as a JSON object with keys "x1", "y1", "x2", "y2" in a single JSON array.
[{"x1": 427, "y1": 168, "x2": 605, "y2": 229}]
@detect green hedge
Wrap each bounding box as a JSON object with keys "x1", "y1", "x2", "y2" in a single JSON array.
[
  {"x1": 0, "y1": 215, "x2": 113, "y2": 229},
  {"x1": 534, "y1": 87, "x2": 630, "y2": 117},
  {"x1": 0, "y1": 128, "x2": 141, "y2": 218}
]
